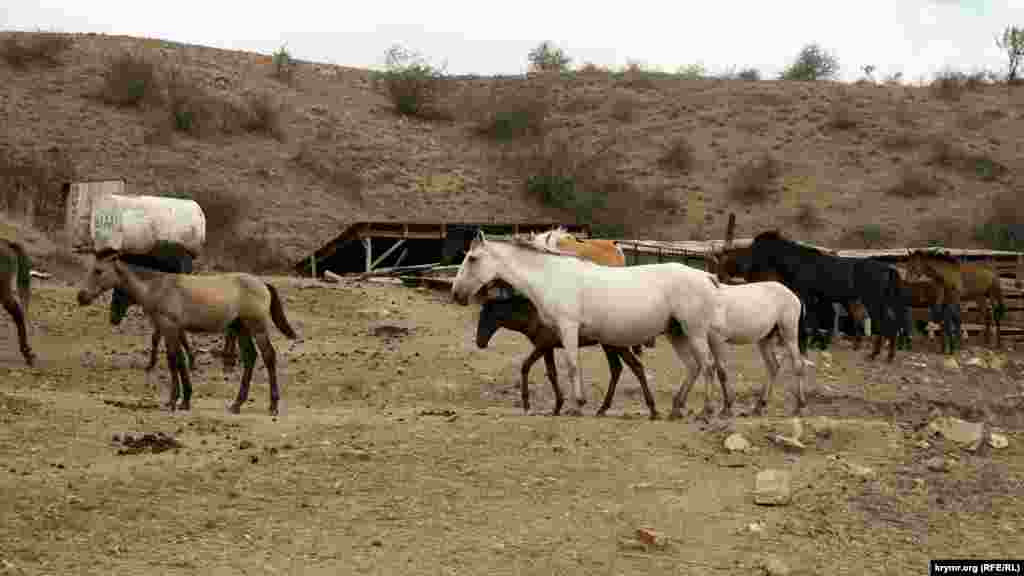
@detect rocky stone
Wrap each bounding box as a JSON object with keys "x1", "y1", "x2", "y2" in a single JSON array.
[
  {"x1": 725, "y1": 433, "x2": 752, "y2": 453},
  {"x1": 925, "y1": 456, "x2": 950, "y2": 472},
  {"x1": 928, "y1": 417, "x2": 985, "y2": 451},
  {"x1": 988, "y1": 432, "x2": 1009, "y2": 449},
  {"x1": 754, "y1": 469, "x2": 792, "y2": 506}
]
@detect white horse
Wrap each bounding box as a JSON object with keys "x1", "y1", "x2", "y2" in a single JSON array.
[
  {"x1": 452, "y1": 230, "x2": 730, "y2": 420},
  {"x1": 708, "y1": 281, "x2": 809, "y2": 416}
]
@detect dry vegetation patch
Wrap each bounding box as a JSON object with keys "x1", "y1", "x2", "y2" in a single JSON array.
[
  {"x1": 885, "y1": 168, "x2": 942, "y2": 198},
  {"x1": 727, "y1": 154, "x2": 781, "y2": 204},
  {"x1": 658, "y1": 137, "x2": 697, "y2": 172},
  {"x1": 0, "y1": 146, "x2": 76, "y2": 231},
  {"x1": 1, "y1": 32, "x2": 73, "y2": 69}
]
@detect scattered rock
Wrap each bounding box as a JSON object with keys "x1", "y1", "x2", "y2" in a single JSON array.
[
  {"x1": 724, "y1": 433, "x2": 752, "y2": 453},
  {"x1": 988, "y1": 354, "x2": 1007, "y2": 372},
  {"x1": 844, "y1": 461, "x2": 876, "y2": 479},
  {"x1": 916, "y1": 439, "x2": 932, "y2": 449},
  {"x1": 769, "y1": 434, "x2": 806, "y2": 451},
  {"x1": 339, "y1": 448, "x2": 372, "y2": 461},
  {"x1": 925, "y1": 456, "x2": 950, "y2": 472},
  {"x1": 635, "y1": 527, "x2": 668, "y2": 549},
  {"x1": 988, "y1": 432, "x2": 1009, "y2": 449},
  {"x1": 369, "y1": 320, "x2": 413, "y2": 338},
  {"x1": 114, "y1": 432, "x2": 182, "y2": 455},
  {"x1": 754, "y1": 469, "x2": 792, "y2": 506},
  {"x1": 942, "y1": 357, "x2": 960, "y2": 371},
  {"x1": 759, "y1": 555, "x2": 792, "y2": 576},
  {"x1": 927, "y1": 417, "x2": 985, "y2": 451},
  {"x1": 965, "y1": 356, "x2": 988, "y2": 369},
  {"x1": 238, "y1": 440, "x2": 254, "y2": 450},
  {"x1": 746, "y1": 520, "x2": 765, "y2": 533},
  {"x1": 249, "y1": 455, "x2": 259, "y2": 464}
]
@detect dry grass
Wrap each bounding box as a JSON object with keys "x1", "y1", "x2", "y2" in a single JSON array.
[
  {"x1": 99, "y1": 52, "x2": 164, "y2": 108},
  {"x1": 794, "y1": 202, "x2": 824, "y2": 230},
  {"x1": 727, "y1": 154, "x2": 780, "y2": 204},
  {"x1": 658, "y1": 137, "x2": 696, "y2": 172},
  {"x1": 1, "y1": 32, "x2": 73, "y2": 69},
  {"x1": 0, "y1": 145, "x2": 76, "y2": 231},
  {"x1": 472, "y1": 85, "x2": 551, "y2": 140},
  {"x1": 292, "y1": 142, "x2": 364, "y2": 202},
  {"x1": 885, "y1": 168, "x2": 941, "y2": 198},
  {"x1": 927, "y1": 138, "x2": 1006, "y2": 182}
]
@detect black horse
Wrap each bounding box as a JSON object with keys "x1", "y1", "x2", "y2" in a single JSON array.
[
  {"x1": 110, "y1": 242, "x2": 238, "y2": 370},
  {"x1": 747, "y1": 230, "x2": 905, "y2": 362}
]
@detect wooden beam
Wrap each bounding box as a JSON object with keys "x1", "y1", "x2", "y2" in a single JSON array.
[
  {"x1": 393, "y1": 248, "x2": 409, "y2": 268},
  {"x1": 310, "y1": 254, "x2": 317, "y2": 279},
  {"x1": 369, "y1": 239, "x2": 407, "y2": 271},
  {"x1": 363, "y1": 237, "x2": 372, "y2": 272},
  {"x1": 1018, "y1": 254, "x2": 1023, "y2": 290}
]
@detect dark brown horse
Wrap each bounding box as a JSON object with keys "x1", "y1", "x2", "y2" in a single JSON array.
[
  {"x1": 0, "y1": 240, "x2": 35, "y2": 365},
  {"x1": 77, "y1": 251, "x2": 297, "y2": 415},
  {"x1": 476, "y1": 286, "x2": 659, "y2": 419}
]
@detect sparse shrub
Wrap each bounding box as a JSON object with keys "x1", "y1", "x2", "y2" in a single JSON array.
[
  {"x1": 473, "y1": 86, "x2": 550, "y2": 140},
  {"x1": 0, "y1": 146, "x2": 76, "y2": 230},
  {"x1": 973, "y1": 189, "x2": 1023, "y2": 251},
  {"x1": 658, "y1": 136, "x2": 696, "y2": 172},
  {"x1": 1, "y1": 32, "x2": 73, "y2": 69},
  {"x1": 527, "y1": 41, "x2": 571, "y2": 73},
  {"x1": 794, "y1": 203, "x2": 823, "y2": 230},
  {"x1": 927, "y1": 137, "x2": 1006, "y2": 181},
  {"x1": 292, "y1": 141, "x2": 364, "y2": 202},
  {"x1": 375, "y1": 45, "x2": 450, "y2": 120},
  {"x1": 518, "y1": 134, "x2": 628, "y2": 223},
  {"x1": 100, "y1": 52, "x2": 163, "y2": 108},
  {"x1": 884, "y1": 71, "x2": 904, "y2": 85},
  {"x1": 827, "y1": 98, "x2": 858, "y2": 130},
  {"x1": 244, "y1": 92, "x2": 285, "y2": 140},
  {"x1": 841, "y1": 224, "x2": 884, "y2": 248},
  {"x1": 676, "y1": 63, "x2": 706, "y2": 80},
  {"x1": 609, "y1": 95, "x2": 636, "y2": 122},
  {"x1": 737, "y1": 68, "x2": 761, "y2": 81},
  {"x1": 727, "y1": 154, "x2": 780, "y2": 204},
  {"x1": 995, "y1": 25, "x2": 1023, "y2": 83},
  {"x1": 271, "y1": 44, "x2": 294, "y2": 84},
  {"x1": 930, "y1": 71, "x2": 964, "y2": 101},
  {"x1": 886, "y1": 168, "x2": 941, "y2": 198},
  {"x1": 779, "y1": 43, "x2": 839, "y2": 81},
  {"x1": 616, "y1": 61, "x2": 662, "y2": 91}
]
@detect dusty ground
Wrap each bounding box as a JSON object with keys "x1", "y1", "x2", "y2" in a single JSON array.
[{"x1": 1, "y1": 276, "x2": 1023, "y2": 575}]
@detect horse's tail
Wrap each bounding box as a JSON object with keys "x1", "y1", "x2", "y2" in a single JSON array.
[
  {"x1": 265, "y1": 282, "x2": 298, "y2": 339},
  {"x1": 797, "y1": 296, "x2": 808, "y2": 357},
  {"x1": 7, "y1": 241, "x2": 31, "y2": 314}
]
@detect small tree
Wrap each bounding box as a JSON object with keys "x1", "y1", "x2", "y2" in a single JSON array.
[
  {"x1": 376, "y1": 44, "x2": 449, "y2": 120},
  {"x1": 528, "y1": 41, "x2": 571, "y2": 73},
  {"x1": 779, "y1": 43, "x2": 840, "y2": 81},
  {"x1": 995, "y1": 25, "x2": 1024, "y2": 83}
]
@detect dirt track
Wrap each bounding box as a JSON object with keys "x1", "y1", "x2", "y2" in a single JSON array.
[{"x1": 1, "y1": 276, "x2": 1023, "y2": 575}]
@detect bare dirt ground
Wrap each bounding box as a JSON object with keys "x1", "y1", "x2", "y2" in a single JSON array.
[{"x1": 1, "y1": 276, "x2": 1023, "y2": 575}]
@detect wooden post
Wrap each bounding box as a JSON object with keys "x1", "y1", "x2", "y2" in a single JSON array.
[
  {"x1": 363, "y1": 237, "x2": 372, "y2": 273},
  {"x1": 310, "y1": 255, "x2": 317, "y2": 279},
  {"x1": 719, "y1": 212, "x2": 736, "y2": 280},
  {"x1": 369, "y1": 239, "x2": 406, "y2": 271}
]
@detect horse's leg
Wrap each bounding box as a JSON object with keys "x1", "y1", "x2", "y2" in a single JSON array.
[
  {"x1": 229, "y1": 329, "x2": 257, "y2": 414},
  {"x1": 2, "y1": 297, "x2": 35, "y2": 366},
  {"x1": 706, "y1": 332, "x2": 733, "y2": 418},
  {"x1": 160, "y1": 327, "x2": 188, "y2": 411},
  {"x1": 784, "y1": 335, "x2": 807, "y2": 416},
  {"x1": 518, "y1": 347, "x2": 545, "y2": 415},
  {"x1": 666, "y1": 333, "x2": 699, "y2": 421},
  {"x1": 252, "y1": 331, "x2": 280, "y2": 416},
  {"x1": 618, "y1": 347, "x2": 659, "y2": 420},
  {"x1": 595, "y1": 346, "x2": 623, "y2": 417},
  {"x1": 542, "y1": 350, "x2": 564, "y2": 416},
  {"x1": 754, "y1": 339, "x2": 780, "y2": 417},
  {"x1": 556, "y1": 323, "x2": 585, "y2": 416},
  {"x1": 670, "y1": 333, "x2": 716, "y2": 421},
  {"x1": 223, "y1": 323, "x2": 239, "y2": 370},
  {"x1": 866, "y1": 302, "x2": 884, "y2": 360},
  {"x1": 180, "y1": 331, "x2": 195, "y2": 372},
  {"x1": 146, "y1": 327, "x2": 161, "y2": 371}
]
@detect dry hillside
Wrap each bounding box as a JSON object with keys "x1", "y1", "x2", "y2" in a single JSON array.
[{"x1": 1, "y1": 30, "x2": 1022, "y2": 273}]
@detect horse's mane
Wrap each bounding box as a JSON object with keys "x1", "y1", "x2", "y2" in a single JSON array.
[
  {"x1": 94, "y1": 248, "x2": 120, "y2": 260},
  {"x1": 531, "y1": 226, "x2": 578, "y2": 250},
  {"x1": 753, "y1": 229, "x2": 830, "y2": 256},
  {"x1": 494, "y1": 234, "x2": 585, "y2": 260}
]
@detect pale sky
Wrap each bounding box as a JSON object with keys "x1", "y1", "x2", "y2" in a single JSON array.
[{"x1": 2, "y1": 0, "x2": 1019, "y2": 82}]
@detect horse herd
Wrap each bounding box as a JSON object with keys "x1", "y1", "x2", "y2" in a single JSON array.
[{"x1": 0, "y1": 228, "x2": 1009, "y2": 420}]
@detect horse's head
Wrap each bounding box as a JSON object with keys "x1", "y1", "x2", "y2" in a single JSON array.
[
  {"x1": 76, "y1": 250, "x2": 121, "y2": 307},
  {"x1": 452, "y1": 230, "x2": 500, "y2": 306}
]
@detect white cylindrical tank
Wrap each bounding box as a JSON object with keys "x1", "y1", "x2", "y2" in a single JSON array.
[{"x1": 89, "y1": 194, "x2": 206, "y2": 256}]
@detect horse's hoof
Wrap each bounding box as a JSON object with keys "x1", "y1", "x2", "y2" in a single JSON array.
[
  {"x1": 227, "y1": 404, "x2": 241, "y2": 415},
  {"x1": 649, "y1": 411, "x2": 661, "y2": 421},
  {"x1": 268, "y1": 408, "x2": 279, "y2": 417},
  {"x1": 564, "y1": 407, "x2": 584, "y2": 417},
  {"x1": 595, "y1": 408, "x2": 608, "y2": 418},
  {"x1": 178, "y1": 401, "x2": 191, "y2": 411},
  {"x1": 161, "y1": 403, "x2": 176, "y2": 412},
  {"x1": 668, "y1": 409, "x2": 683, "y2": 421},
  {"x1": 719, "y1": 408, "x2": 733, "y2": 419}
]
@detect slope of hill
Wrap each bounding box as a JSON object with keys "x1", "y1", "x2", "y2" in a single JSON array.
[{"x1": 1, "y1": 31, "x2": 1021, "y2": 272}]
